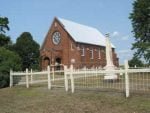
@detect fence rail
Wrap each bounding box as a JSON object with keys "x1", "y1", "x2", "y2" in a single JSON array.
[{"x1": 10, "y1": 62, "x2": 150, "y2": 98}]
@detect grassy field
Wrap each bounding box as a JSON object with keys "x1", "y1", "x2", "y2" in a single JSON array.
[{"x1": 0, "y1": 86, "x2": 150, "y2": 113}]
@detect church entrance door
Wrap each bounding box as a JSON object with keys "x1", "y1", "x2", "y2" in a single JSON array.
[
  {"x1": 55, "y1": 57, "x2": 61, "y2": 70},
  {"x1": 44, "y1": 57, "x2": 50, "y2": 69}
]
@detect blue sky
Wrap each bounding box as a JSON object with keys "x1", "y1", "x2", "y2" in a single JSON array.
[{"x1": 0, "y1": 0, "x2": 135, "y2": 64}]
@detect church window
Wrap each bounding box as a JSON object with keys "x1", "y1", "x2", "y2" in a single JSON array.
[
  {"x1": 81, "y1": 47, "x2": 85, "y2": 56},
  {"x1": 54, "y1": 22, "x2": 57, "y2": 27},
  {"x1": 98, "y1": 49, "x2": 101, "y2": 59},
  {"x1": 90, "y1": 49, "x2": 94, "y2": 59},
  {"x1": 71, "y1": 43, "x2": 74, "y2": 51}
]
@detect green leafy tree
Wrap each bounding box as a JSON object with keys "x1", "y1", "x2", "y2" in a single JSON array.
[
  {"x1": 0, "y1": 34, "x2": 11, "y2": 47},
  {"x1": 129, "y1": 56, "x2": 144, "y2": 67},
  {"x1": 129, "y1": 0, "x2": 150, "y2": 64},
  {"x1": 0, "y1": 16, "x2": 9, "y2": 33},
  {"x1": 0, "y1": 47, "x2": 22, "y2": 88},
  {"x1": 0, "y1": 16, "x2": 11, "y2": 48},
  {"x1": 14, "y1": 32, "x2": 40, "y2": 70},
  {"x1": 0, "y1": 16, "x2": 22, "y2": 88}
]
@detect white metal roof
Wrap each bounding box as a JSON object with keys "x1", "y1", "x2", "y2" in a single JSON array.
[{"x1": 58, "y1": 17, "x2": 115, "y2": 48}]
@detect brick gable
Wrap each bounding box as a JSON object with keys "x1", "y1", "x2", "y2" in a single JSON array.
[{"x1": 40, "y1": 18, "x2": 119, "y2": 70}]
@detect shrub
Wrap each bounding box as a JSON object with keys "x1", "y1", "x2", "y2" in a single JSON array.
[
  {"x1": 0, "y1": 47, "x2": 21, "y2": 88},
  {"x1": 0, "y1": 74, "x2": 9, "y2": 88}
]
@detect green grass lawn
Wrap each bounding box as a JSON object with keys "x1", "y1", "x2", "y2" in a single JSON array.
[{"x1": 0, "y1": 86, "x2": 150, "y2": 113}]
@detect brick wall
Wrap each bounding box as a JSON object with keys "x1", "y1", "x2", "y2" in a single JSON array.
[{"x1": 40, "y1": 18, "x2": 119, "y2": 70}]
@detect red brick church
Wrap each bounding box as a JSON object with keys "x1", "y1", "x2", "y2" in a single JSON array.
[{"x1": 40, "y1": 17, "x2": 119, "y2": 69}]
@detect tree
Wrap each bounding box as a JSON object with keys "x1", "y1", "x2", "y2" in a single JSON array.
[
  {"x1": 0, "y1": 16, "x2": 22, "y2": 88},
  {"x1": 0, "y1": 47, "x2": 22, "y2": 88},
  {"x1": 0, "y1": 16, "x2": 9, "y2": 33},
  {"x1": 129, "y1": 0, "x2": 150, "y2": 64},
  {"x1": 129, "y1": 56, "x2": 144, "y2": 67},
  {"x1": 0, "y1": 16, "x2": 11, "y2": 48},
  {"x1": 0, "y1": 34, "x2": 11, "y2": 47},
  {"x1": 13, "y1": 32, "x2": 40, "y2": 70}
]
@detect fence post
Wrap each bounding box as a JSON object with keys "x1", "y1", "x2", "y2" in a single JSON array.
[
  {"x1": 125, "y1": 60, "x2": 129, "y2": 98},
  {"x1": 26, "y1": 68, "x2": 29, "y2": 88},
  {"x1": 84, "y1": 66, "x2": 87, "y2": 77},
  {"x1": 96, "y1": 67, "x2": 98, "y2": 77},
  {"x1": 70, "y1": 64, "x2": 74, "y2": 93},
  {"x1": 30, "y1": 69, "x2": 33, "y2": 84},
  {"x1": 52, "y1": 67, "x2": 54, "y2": 81},
  {"x1": 47, "y1": 65, "x2": 51, "y2": 89},
  {"x1": 10, "y1": 69, "x2": 13, "y2": 88},
  {"x1": 64, "y1": 65, "x2": 68, "y2": 92}
]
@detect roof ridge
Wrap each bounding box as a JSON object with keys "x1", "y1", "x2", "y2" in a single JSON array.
[
  {"x1": 58, "y1": 17, "x2": 99, "y2": 31},
  {"x1": 57, "y1": 17, "x2": 115, "y2": 48}
]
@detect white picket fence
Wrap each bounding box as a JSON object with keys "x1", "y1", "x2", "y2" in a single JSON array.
[
  {"x1": 10, "y1": 64, "x2": 65, "y2": 89},
  {"x1": 10, "y1": 62, "x2": 150, "y2": 98}
]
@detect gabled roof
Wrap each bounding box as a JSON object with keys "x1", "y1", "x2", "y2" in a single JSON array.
[{"x1": 57, "y1": 17, "x2": 115, "y2": 48}]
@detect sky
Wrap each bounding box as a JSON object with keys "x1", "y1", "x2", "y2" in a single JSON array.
[{"x1": 0, "y1": 0, "x2": 135, "y2": 64}]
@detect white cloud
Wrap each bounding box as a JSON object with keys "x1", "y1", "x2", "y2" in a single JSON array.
[
  {"x1": 111, "y1": 31, "x2": 129, "y2": 41},
  {"x1": 111, "y1": 31, "x2": 119, "y2": 37},
  {"x1": 118, "y1": 49, "x2": 130, "y2": 54},
  {"x1": 117, "y1": 49, "x2": 133, "y2": 64},
  {"x1": 121, "y1": 35, "x2": 129, "y2": 40},
  {"x1": 118, "y1": 49, "x2": 133, "y2": 58}
]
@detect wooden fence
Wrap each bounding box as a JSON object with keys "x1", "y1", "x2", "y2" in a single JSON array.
[{"x1": 10, "y1": 62, "x2": 150, "y2": 98}]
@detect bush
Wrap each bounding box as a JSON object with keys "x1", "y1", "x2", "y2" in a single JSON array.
[
  {"x1": 0, "y1": 47, "x2": 21, "y2": 88},
  {"x1": 0, "y1": 74, "x2": 9, "y2": 88},
  {"x1": 129, "y1": 56, "x2": 144, "y2": 67}
]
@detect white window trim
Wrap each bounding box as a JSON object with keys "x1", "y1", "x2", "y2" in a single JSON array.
[
  {"x1": 71, "y1": 43, "x2": 74, "y2": 51},
  {"x1": 90, "y1": 49, "x2": 94, "y2": 59},
  {"x1": 77, "y1": 46, "x2": 80, "y2": 50},
  {"x1": 81, "y1": 47, "x2": 85, "y2": 56},
  {"x1": 54, "y1": 22, "x2": 57, "y2": 27},
  {"x1": 98, "y1": 49, "x2": 101, "y2": 59}
]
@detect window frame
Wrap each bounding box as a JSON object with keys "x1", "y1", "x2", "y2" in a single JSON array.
[
  {"x1": 98, "y1": 49, "x2": 101, "y2": 59},
  {"x1": 90, "y1": 49, "x2": 94, "y2": 59},
  {"x1": 81, "y1": 47, "x2": 85, "y2": 56}
]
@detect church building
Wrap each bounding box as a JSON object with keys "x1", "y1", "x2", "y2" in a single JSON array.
[{"x1": 40, "y1": 17, "x2": 119, "y2": 69}]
